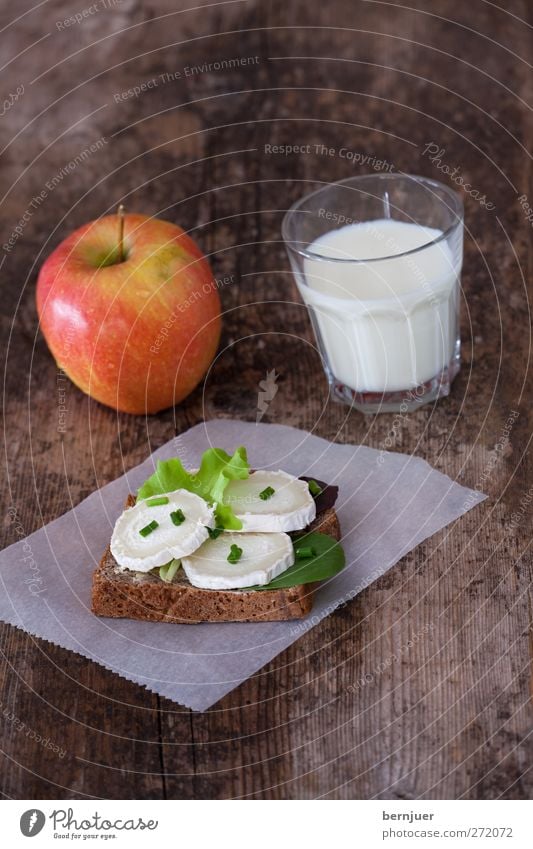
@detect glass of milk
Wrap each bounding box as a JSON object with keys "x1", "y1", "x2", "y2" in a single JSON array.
[{"x1": 282, "y1": 174, "x2": 464, "y2": 413}]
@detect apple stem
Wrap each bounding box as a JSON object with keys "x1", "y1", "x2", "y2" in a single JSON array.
[{"x1": 117, "y1": 204, "x2": 125, "y2": 262}]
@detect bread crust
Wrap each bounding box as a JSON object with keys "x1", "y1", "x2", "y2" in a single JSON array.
[{"x1": 91, "y1": 497, "x2": 340, "y2": 623}]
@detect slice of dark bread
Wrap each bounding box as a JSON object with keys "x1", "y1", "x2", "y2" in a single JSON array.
[{"x1": 92, "y1": 495, "x2": 341, "y2": 623}]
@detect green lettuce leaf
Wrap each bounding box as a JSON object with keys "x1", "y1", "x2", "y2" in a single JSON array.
[
  {"x1": 196, "y1": 445, "x2": 249, "y2": 504},
  {"x1": 211, "y1": 503, "x2": 244, "y2": 531},
  {"x1": 248, "y1": 531, "x2": 346, "y2": 590},
  {"x1": 137, "y1": 446, "x2": 249, "y2": 529}
]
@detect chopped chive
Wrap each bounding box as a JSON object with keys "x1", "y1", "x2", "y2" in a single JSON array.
[
  {"x1": 227, "y1": 543, "x2": 243, "y2": 564},
  {"x1": 170, "y1": 509, "x2": 185, "y2": 526},
  {"x1": 259, "y1": 486, "x2": 275, "y2": 501},
  {"x1": 146, "y1": 495, "x2": 169, "y2": 507},
  {"x1": 206, "y1": 526, "x2": 223, "y2": 540},
  {"x1": 139, "y1": 520, "x2": 158, "y2": 537},
  {"x1": 295, "y1": 546, "x2": 316, "y2": 559},
  {"x1": 308, "y1": 479, "x2": 322, "y2": 497}
]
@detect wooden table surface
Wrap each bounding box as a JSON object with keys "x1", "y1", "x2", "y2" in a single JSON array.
[{"x1": 1, "y1": 0, "x2": 531, "y2": 800}]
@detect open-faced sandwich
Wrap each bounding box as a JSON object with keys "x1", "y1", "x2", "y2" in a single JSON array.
[{"x1": 92, "y1": 447, "x2": 345, "y2": 622}]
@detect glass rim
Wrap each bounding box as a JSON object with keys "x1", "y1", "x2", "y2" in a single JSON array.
[{"x1": 281, "y1": 173, "x2": 464, "y2": 264}]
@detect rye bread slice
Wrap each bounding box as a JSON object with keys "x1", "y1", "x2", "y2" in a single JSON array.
[{"x1": 91, "y1": 496, "x2": 341, "y2": 624}]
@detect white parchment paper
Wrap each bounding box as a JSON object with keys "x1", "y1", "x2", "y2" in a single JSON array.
[{"x1": 0, "y1": 420, "x2": 486, "y2": 711}]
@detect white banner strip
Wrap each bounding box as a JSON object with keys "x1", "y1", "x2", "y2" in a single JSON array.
[{"x1": 3, "y1": 799, "x2": 531, "y2": 847}]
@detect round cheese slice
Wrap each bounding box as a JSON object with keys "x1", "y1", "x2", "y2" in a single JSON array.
[
  {"x1": 181, "y1": 532, "x2": 294, "y2": 590},
  {"x1": 111, "y1": 489, "x2": 215, "y2": 572},
  {"x1": 222, "y1": 470, "x2": 316, "y2": 532}
]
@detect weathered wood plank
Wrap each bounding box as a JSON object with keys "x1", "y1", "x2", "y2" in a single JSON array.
[{"x1": 0, "y1": 0, "x2": 531, "y2": 800}]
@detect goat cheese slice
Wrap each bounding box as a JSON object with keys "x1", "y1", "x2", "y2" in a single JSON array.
[
  {"x1": 111, "y1": 489, "x2": 215, "y2": 572},
  {"x1": 181, "y1": 532, "x2": 294, "y2": 590},
  {"x1": 222, "y1": 470, "x2": 316, "y2": 532}
]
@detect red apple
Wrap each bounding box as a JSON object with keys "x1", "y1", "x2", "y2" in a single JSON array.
[{"x1": 36, "y1": 213, "x2": 221, "y2": 414}]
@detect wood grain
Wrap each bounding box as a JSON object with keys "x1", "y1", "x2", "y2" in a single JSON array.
[{"x1": 0, "y1": 0, "x2": 531, "y2": 799}]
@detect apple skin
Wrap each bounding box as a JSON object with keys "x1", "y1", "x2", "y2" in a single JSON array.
[{"x1": 36, "y1": 213, "x2": 221, "y2": 414}]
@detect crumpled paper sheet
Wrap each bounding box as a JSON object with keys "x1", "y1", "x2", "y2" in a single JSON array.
[{"x1": 0, "y1": 419, "x2": 486, "y2": 711}]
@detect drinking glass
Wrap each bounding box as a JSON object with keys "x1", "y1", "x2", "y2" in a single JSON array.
[{"x1": 282, "y1": 174, "x2": 464, "y2": 413}]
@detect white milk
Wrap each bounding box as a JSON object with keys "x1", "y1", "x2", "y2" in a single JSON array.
[{"x1": 299, "y1": 219, "x2": 460, "y2": 393}]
